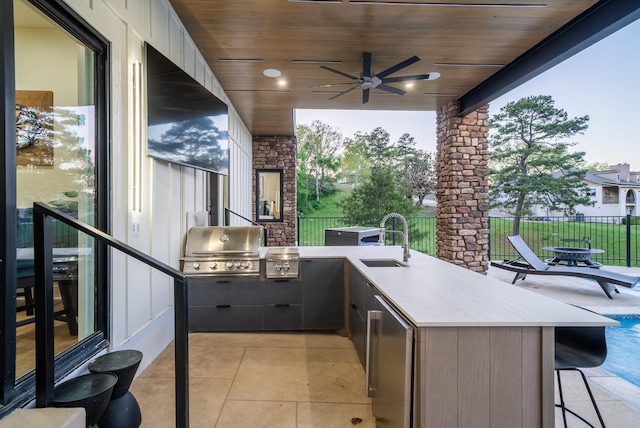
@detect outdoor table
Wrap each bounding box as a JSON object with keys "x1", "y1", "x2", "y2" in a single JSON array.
[{"x1": 542, "y1": 246, "x2": 604, "y2": 267}]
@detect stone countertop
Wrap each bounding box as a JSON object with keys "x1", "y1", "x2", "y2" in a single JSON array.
[{"x1": 261, "y1": 246, "x2": 618, "y2": 328}]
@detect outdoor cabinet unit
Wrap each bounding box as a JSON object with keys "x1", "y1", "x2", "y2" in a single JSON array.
[
  {"x1": 301, "y1": 259, "x2": 344, "y2": 329},
  {"x1": 188, "y1": 276, "x2": 262, "y2": 332},
  {"x1": 325, "y1": 226, "x2": 380, "y2": 246}
]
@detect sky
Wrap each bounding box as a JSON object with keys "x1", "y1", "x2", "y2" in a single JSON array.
[{"x1": 295, "y1": 18, "x2": 640, "y2": 166}]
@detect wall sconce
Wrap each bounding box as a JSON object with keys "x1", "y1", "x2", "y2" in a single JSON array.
[{"x1": 132, "y1": 60, "x2": 143, "y2": 212}]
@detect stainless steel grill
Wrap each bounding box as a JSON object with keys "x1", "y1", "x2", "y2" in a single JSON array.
[
  {"x1": 181, "y1": 226, "x2": 262, "y2": 275},
  {"x1": 264, "y1": 247, "x2": 300, "y2": 279}
]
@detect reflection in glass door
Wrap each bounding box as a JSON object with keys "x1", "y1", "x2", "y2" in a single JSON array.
[{"x1": 14, "y1": 0, "x2": 98, "y2": 379}]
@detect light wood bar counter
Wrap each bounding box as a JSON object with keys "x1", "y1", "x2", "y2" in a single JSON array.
[{"x1": 283, "y1": 245, "x2": 617, "y2": 427}]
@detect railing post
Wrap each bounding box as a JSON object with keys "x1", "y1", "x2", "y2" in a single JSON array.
[
  {"x1": 174, "y1": 276, "x2": 189, "y2": 428},
  {"x1": 34, "y1": 206, "x2": 55, "y2": 407},
  {"x1": 627, "y1": 213, "x2": 632, "y2": 267},
  {"x1": 297, "y1": 215, "x2": 300, "y2": 246},
  {"x1": 488, "y1": 216, "x2": 491, "y2": 261}
]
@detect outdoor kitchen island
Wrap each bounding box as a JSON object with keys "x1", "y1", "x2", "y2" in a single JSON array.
[{"x1": 290, "y1": 245, "x2": 617, "y2": 428}]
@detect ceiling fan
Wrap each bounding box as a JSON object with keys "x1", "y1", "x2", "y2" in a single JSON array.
[{"x1": 314, "y1": 52, "x2": 440, "y2": 104}]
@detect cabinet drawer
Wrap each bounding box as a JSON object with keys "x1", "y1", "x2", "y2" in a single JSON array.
[
  {"x1": 263, "y1": 304, "x2": 303, "y2": 330},
  {"x1": 188, "y1": 278, "x2": 261, "y2": 306},
  {"x1": 188, "y1": 305, "x2": 262, "y2": 332},
  {"x1": 262, "y1": 279, "x2": 302, "y2": 304}
]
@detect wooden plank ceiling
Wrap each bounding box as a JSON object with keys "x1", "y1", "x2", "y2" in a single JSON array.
[{"x1": 168, "y1": 0, "x2": 599, "y2": 136}]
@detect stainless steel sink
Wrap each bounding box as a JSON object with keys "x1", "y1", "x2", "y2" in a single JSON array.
[{"x1": 360, "y1": 259, "x2": 407, "y2": 268}]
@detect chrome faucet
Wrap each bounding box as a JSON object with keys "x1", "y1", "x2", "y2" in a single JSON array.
[{"x1": 379, "y1": 212, "x2": 411, "y2": 263}]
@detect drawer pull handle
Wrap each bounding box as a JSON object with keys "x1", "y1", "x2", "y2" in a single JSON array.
[
  {"x1": 275, "y1": 304, "x2": 290, "y2": 307},
  {"x1": 215, "y1": 280, "x2": 231, "y2": 284},
  {"x1": 216, "y1": 305, "x2": 231, "y2": 308}
]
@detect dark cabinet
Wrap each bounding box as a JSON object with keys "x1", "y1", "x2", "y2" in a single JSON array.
[
  {"x1": 188, "y1": 276, "x2": 262, "y2": 331},
  {"x1": 262, "y1": 279, "x2": 303, "y2": 330},
  {"x1": 348, "y1": 264, "x2": 380, "y2": 369},
  {"x1": 187, "y1": 259, "x2": 346, "y2": 332},
  {"x1": 301, "y1": 259, "x2": 345, "y2": 330},
  {"x1": 349, "y1": 264, "x2": 366, "y2": 366}
]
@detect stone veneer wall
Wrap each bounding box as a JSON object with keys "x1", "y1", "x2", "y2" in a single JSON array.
[
  {"x1": 435, "y1": 101, "x2": 490, "y2": 273},
  {"x1": 252, "y1": 136, "x2": 297, "y2": 246}
]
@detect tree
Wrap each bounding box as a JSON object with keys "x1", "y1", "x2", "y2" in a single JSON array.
[
  {"x1": 404, "y1": 150, "x2": 436, "y2": 206},
  {"x1": 338, "y1": 165, "x2": 419, "y2": 226},
  {"x1": 296, "y1": 121, "x2": 342, "y2": 202},
  {"x1": 489, "y1": 95, "x2": 593, "y2": 235}
]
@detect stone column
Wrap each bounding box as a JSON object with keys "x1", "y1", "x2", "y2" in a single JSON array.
[
  {"x1": 435, "y1": 101, "x2": 490, "y2": 273},
  {"x1": 252, "y1": 136, "x2": 297, "y2": 246}
]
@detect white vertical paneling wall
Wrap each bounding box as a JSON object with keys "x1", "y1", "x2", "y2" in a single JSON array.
[{"x1": 59, "y1": 0, "x2": 254, "y2": 361}]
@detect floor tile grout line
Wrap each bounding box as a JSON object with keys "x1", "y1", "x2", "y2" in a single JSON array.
[{"x1": 213, "y1": 345, "x2": 247, "y2": 427}]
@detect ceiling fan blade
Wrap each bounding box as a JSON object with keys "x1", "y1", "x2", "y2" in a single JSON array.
[
  {"x1": 376, "y1": 84, "x2": 406, "y2": 96},
  {"x1": 382, "y1": 73, "x2": 438, "y2": 83},
  {"x1": 320, "y1": 65, "x2": 359, "y2": 81},
  {"x1": 328, "y1": 84, "x2": 361, "y2": 100},
  {"x1": 363, "y1": 88, "x2": 370, "y2": 104},
  {"x1": 362, "y1": 52, "x2": 372, "y2": 77},
  {"x1": 376, "y1": 56, "x2": 420, "y2": 79}
]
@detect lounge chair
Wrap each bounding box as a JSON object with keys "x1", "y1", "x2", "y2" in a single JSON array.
[{"x1": 490, "y1": 235, "x2": 640, "y2": 299}]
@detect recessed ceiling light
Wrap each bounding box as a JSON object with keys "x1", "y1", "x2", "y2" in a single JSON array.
[
  {"x1": 263, "y1": 68, "x2": 282, "y2": 78},
  {"x1": 277, "y1": 79, "x2": 287, "y2": 86}
]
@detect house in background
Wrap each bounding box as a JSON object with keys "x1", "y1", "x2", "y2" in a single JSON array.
[
  {"x1": 578, "y1": 163, "x2": 640, "y2": 217},
  {"x1": 491, "y1": 163, "x2": 640, "y2": 220}
]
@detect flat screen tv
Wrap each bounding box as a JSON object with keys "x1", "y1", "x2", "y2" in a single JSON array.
[{"x1": 146, "y1": 42, "x2": 229, "y2": 175}]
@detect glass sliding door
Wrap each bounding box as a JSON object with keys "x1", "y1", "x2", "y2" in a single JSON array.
[
  {"x1": 15, "y1": 0, "x2": 99, "y2": 378},
  {"x1": 1, "y1": 0, "x2": 109, "y2": 412}
]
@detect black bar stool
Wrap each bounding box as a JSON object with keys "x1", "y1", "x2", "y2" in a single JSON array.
[{"x1": 555, "y1": 325, "x2": 608, "y2": 428}]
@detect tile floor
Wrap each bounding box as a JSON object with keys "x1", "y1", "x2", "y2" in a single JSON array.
[
  {"x1": 130, "y1": 332, "x2": 375, "y2": 428},
  {"x1": 130, "y1": 265, "x2": 640, "y2": 427}
]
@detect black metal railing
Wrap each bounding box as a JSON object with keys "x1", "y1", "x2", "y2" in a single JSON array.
[
  {"x1": 32, "y1": 202, "x2": 190, "y2": 427},
  {"x1": 298, "y1": 214, "x2": 639, "y2": 267},
  {"x1": 297, "y1": 216, "x2": 437, "y2": 255}
]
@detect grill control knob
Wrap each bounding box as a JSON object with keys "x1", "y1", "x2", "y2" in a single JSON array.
[
  {"x1": 209, "y1": 262, "x2": 218, "y2": 270},
  {"x1": 192, "y1": 263, "x2": 200, "y2": 270},
  {"x1": 283, "y1": 262, "x2": 290, "y2": 271},
  {"x1": 242, "y1": 262, "x2": 250, "y2": 269},
  {"x1": 235, "y1": 261, "x2": 241, "y2": 268},
  {"x1": 226, "y1": 262, "x2": 234, "y2": 269},
  {"x1": 275, "y1": 263, "x2": 283, "y2": 271}
]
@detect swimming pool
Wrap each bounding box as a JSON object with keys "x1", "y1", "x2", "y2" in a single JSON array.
[{"x1": 601, "y1": 315, "x2": 640, "y2": 388}]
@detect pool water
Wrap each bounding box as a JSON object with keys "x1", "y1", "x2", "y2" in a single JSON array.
[{"x1": 601, "y1": 315, "x2": 640, "y2": 388}]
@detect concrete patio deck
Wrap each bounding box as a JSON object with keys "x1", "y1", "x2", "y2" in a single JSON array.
[{"x1": 488, "y1": 264, "x2": 640, "y2": 427}]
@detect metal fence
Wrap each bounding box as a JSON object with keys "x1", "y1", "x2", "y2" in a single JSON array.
[
  {"x1": 297, "y1": 216, "x2": 437, "y2": 255},
  {"x1": 297, "y1": 214, "x2": 640, "y2": 267}
]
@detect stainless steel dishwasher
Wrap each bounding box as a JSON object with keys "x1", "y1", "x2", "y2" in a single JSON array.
[{"x1": 366, "y1": 294, "x2": 415, "y2": 428}]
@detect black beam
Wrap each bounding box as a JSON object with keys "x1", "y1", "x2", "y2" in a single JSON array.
[
  {"x1": 0, "y1": 0, "x2": 17, "y2": 406},
  {"x1": 459, "y1": 0, "x2": 640, "y2": 116},
  {"x1": 34, "y1": 208, "x2": 55, "y2": 407},
  {"x1": 174, "y1": 277, "x2": 189, "y2": 428}
]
